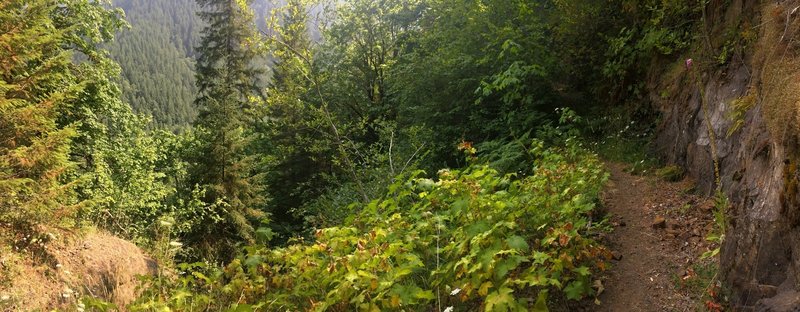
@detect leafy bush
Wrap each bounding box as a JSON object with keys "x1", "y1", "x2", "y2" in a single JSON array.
[
  {"x1": 602, "y1": 0, "x2": 700, "y2": 102},
  {"x1": 132, "y1": 137, "x2": 610, "y2": 311}
]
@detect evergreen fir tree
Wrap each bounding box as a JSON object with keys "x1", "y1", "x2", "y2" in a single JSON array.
[
  {"x1": 188, "y1": 0, "x2": 266, "y2": 258},
  {"x1": 261, "y1": 0, "x2": 318, "y2": 232},
  {"x1": 0, "y1": 0, "x2": 123, "y2": 224}
]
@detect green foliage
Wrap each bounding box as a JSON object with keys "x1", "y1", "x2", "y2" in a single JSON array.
[
  {"x1": 656, "y1": 165, "x2": 685, "y2": 182},
  {"x1": 259, "y1": 0, "x2": 337, "y2": 235},
  {"x1": 2, "y1": 0, "x2": 724, "y2": 309},
  {"x1": 702, "y1": 191, "x2": 728, "y2": 259},
  {"x1": 25, "y1": 0, "x2": 180, "y2": 245},
  {"x1": 714, "y1": 18, "x2": 757, "y2": 66},
  {"x1": 601, "y1": 0, "x2": 700, "y2": 101},
  {"x1": 108, "y1": 0, "x2": 202, "y2": 129},
  {"x1": 107, "y1": 0, "x2": 278, "y2": 129},
  {"x1": 185, "y1": 0, "x2": 268, "y2": 260},
  {"x1": 392, "y1": 0, "x2": 557, "y2": 167},
  {"x1": 726, "y1": 89, "x2": 757, "y2": 136},
  {"x1": 0, "y1": 0, "x2": 124, "y2": 225},
  {"x1": 584, "y1": 105, "x2": 660, "y2": 173},
  {"x1": 75, "y1": 110, "x2": 174, "y2": 242},
  {"x1": 132, "y1": 135, "x2": 610, "y2": 311},
  {"x1": 256, "y1": 0, "x2": 643, "y2": 236}
]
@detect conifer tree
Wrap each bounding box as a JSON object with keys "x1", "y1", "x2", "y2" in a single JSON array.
[
  {"x1": 0, "y1": 0, "x2": 123, "y2": 224},
  {"x1": 0, "y1": 0, "x2": 75, "y2": 223},
  {"x1": 260, "y1": 0, "x2": 321, "y2": 231},
  {"x1": 188, "y1": 0, "x2": 266, "y2": 257}
]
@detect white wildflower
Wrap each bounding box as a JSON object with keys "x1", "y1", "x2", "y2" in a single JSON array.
[
  {"x1": 450, "y1": 288, "x2": 461, "y2": 296},
  {"x1": 443, "y1": 307, "x2": 454, "y2": 312}
]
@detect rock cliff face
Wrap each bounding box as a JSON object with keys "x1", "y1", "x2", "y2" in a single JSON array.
[{"x1": 650, "y1": 0, "x2": 800, "y2": 309}]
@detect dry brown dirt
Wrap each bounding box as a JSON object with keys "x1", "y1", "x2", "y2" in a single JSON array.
[
  {"x1": 596, "y1": 163, "x2": 721, "y2": 311},
  {"x1": 0, "y1": 228, "x2": 156, "y2": 311}
]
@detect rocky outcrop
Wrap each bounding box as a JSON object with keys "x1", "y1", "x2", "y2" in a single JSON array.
[{"x1": 650, "y1": 0, "x2": 800, "y2": 310}]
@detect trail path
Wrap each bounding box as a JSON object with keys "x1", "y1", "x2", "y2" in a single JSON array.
[{"x1": 595, "y1": 163, "x2": 717, "y2": 311}]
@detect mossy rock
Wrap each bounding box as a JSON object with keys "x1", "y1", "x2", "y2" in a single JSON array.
[{"x1": 656, "y1": 165, "x2": 685, "y2": 182}]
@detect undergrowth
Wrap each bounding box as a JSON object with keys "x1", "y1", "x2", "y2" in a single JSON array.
[
  {"x1": 672, "y1": 260, "x2": 726, "y2": 311},
  {"x1": 129, "y1": 131, "x2": 611, "y2": 311},
  {"x1": 584, "y1": 106, "x2": 661, "y2": 174}
]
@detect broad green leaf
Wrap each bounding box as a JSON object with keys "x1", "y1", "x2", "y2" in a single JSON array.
[
  {"x1": 506, "y1": 235, "x2": 529, "y2": 251},
  {"x1": 532, "y1": 291, "x2": 549, "y2": 312},
  {"x1": 484, "y1": 287, "x2": 514, "y2": 311}
]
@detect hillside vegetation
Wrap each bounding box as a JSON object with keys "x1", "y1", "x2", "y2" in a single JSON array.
[{"x1": 0, "y1": 0, "x2": 741, "y2": 310}]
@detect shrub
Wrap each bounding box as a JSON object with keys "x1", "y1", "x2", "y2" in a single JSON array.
[{"x1": 132, "y1": 137, "x2": 610, "y2": 311}]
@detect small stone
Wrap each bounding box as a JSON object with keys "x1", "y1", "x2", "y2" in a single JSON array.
[
  {"x1": 652, "y1": 216, "x2": 667, "y2": 228},
  {"x1": 612, "y1": 251, "x2": 623, "y2": 260}
]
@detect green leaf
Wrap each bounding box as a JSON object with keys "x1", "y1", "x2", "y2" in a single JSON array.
[
  {"x1": 532, "y1": 251, "x2": 550, "y2": 265},
  {"x1": 484, "y1": 287, "x2": 514, "y2": 311},
  {"x1": 572, "y1": 266, "x2": 591, "y2": 276},
  {"x1": 255, "y1": 227, "x2": 275, "y2": 243},
  {"x1": 466, "y1": 221, "x2": 490, "y2": 238},
  {"x1": 506, "y1": 235, "x2": 529, "y2": 251},
  {"x1": 564, "y1": 280, "x2": 588, "y2": 300},
  {"x1": 243, "y1": 255, "x2": 264, "y2": 268},
  {"x1": 533, "y1": 291, "x2": 549, "y2": 312},
  {"x1": 495, "y1": 255, "x2": 527, "y2": 280}
]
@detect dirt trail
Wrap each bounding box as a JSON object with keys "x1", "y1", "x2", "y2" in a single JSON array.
[{"x1": 596, "y1": 163, "x2": 717, "y2": 311}]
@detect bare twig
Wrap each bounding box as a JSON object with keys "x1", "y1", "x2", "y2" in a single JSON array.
[
  {"x1": 399, "y1": 143, "x2": 426, "y2": 175},
  {"x1": 388, "y1": 131, "x2": 395, "y2": 175}
]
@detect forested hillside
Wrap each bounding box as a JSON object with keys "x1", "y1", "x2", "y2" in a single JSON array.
[
  {"x1": 3, "y1": 0, "x2": 790, "y2": 310},
  {"x1": 108, "y1": 0, "x2": 278, "y2": 128},
  {"x1": 107, "y1": 0, "x2": 202, "y2": 128}
]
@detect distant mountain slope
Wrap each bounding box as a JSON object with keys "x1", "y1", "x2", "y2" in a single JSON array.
[
  {"x1": 108, "y1": 0, "x2": 201, "y2": 128},
  {"x1": 109, "y1": 0, "x2": 276, "y2": 129}
]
